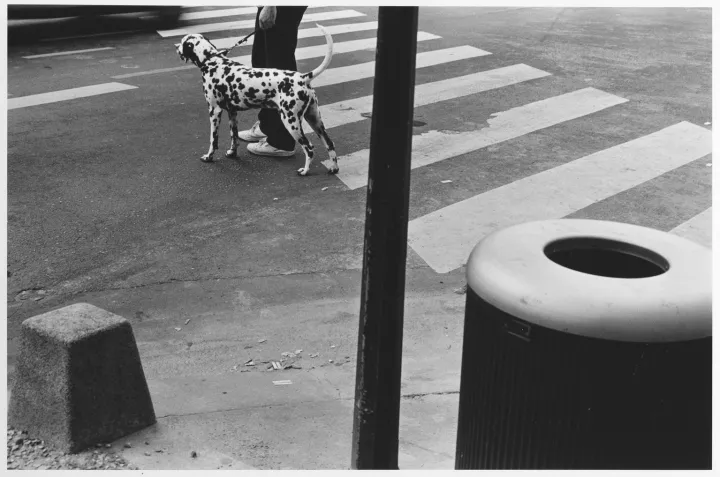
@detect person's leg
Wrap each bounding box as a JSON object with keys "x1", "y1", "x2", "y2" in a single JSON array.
[
  {"x1": 238, "y1": 7, "x2": 268, "y2": 142},
  {"x1": 257, "y1": 6, "x2": 307, "y2": 151}
]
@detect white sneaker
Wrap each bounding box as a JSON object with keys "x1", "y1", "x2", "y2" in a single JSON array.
[
  {"x1": 247, "y1": 139, "x2": 295, "y2": 157},
  {"x1": 238, "y1": 121, "x2": 267, "y2": 142}
]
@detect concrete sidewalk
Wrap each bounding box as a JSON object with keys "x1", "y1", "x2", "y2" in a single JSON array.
[
  {"x1": 118, "y1": 356, "x2": 460, "y2": 470},
  {"x1": 9, "y1": 267, "x2": 468, "y2": 469}
]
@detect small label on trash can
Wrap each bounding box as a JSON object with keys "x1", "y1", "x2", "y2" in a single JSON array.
[{"x1": 505, "y1": 318, "x2": 532, "y2": 342}]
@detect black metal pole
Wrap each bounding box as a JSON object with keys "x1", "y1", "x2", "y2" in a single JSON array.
[{"x1": 351, "y1": 6, "x2": 419, "y2": 470}]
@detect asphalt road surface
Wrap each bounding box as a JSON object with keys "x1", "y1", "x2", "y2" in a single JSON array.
[{"x1": 7, "y1": 6, "x2": 712, "y2": 340}]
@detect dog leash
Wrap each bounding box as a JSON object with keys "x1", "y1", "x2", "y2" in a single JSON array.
[{"x1": 225, "y1": 30, "x2": 256, "y2": 54}]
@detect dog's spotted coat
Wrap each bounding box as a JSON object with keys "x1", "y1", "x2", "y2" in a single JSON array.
[{"x1": 177, "y1": 24, "x2": 338, "y2": 176}]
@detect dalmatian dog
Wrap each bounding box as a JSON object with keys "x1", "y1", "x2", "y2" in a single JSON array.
[{"x1": 177, "y1": 24, "x2": 338, "y2": 176}]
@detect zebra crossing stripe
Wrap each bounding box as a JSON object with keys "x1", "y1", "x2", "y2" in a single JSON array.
[
  {"x1": 669, "y1": 207, "x2": 713, "y2": 248},
  {"x1": 210, "y1": 21, "x2": 380, "y2": 49},
  {"x1": 330, "y1": 87, "x2": 627, "y2": 188},
  {"x1": 8, "y1": 83, "x2": 137, "y2": 110},
  {"x1": 308, "y1": 63, "x2": 550, "y2": 132},
  {"x1": 407, "y1": 121, "x2": 713, "y2": 273},
  {"x1": 113, "y1": 31, "x2": 440, "y2": 79},
  {"x1": 23, "y1": 47, "x2": 115, "y2": 59},
  {"x1": 312, "y1": 45, "x2": 491, "y2": 88},
  {"x1": 157, "y1": 10, "x2": 366, "y2": 37},
  {"x1": 178, "y1": 6, "x2": 324, "y2": 21},
  {"x1": 230, "y1": 32, "x2": 440, "y2": 64}
]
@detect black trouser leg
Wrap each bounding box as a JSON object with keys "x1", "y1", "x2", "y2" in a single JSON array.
[{"x1": 252, "y1": 6, "x2": 307, "y2": 151}]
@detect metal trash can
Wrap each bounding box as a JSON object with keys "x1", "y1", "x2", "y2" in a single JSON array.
[{"x1": 454, "y1": 219, "x2": 712, "y2": 470}]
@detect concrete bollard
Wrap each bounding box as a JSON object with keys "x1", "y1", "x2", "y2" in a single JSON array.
[
  {"x1": 8, "y1": 303, "x2": 156, "y2": 453},
  {"x1": 454, "y1": 219, "x2": 712, "y2": 469}
]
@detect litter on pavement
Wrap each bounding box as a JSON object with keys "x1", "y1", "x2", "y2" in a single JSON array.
[
  {"x1": 321, "y1": 187, "x2": 329, "y2": 191},
  {"x1": 309, "y1": 352, "x2": 319, "y2": 358},
  {"x1": 174, "y1": 327, "x2": 181, "y2": 331},
  {"x1": 441, "y1": 180, "x2": 452, "y2": 184},
  {"x1": 273, "y1": 380, "x2": 292, "y2": 385},
  {"x1": 258, "y1": 338, "x2": 267, "y2": 343},
  {"x1": 244, "y1": 359, "x2": 255, "y2": 366},
  {"x1": 184, "y1": 319, "x2": 191, "y2": 325}
]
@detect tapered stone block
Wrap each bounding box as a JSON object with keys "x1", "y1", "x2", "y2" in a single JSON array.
[{"x1": 8, "y1": 303, "x2": 156, "y2": 453}]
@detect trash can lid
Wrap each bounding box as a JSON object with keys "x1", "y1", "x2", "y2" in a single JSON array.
[{"x1": 466, "y1": 219, "x2": 712, "y2": 343}]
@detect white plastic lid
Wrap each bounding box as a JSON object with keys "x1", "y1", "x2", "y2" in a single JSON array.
[{"x1": 466, "y1": 219, "x2": 712, "y2": 343}]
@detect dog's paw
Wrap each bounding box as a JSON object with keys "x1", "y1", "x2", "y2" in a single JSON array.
[
  {"x1": 200, "y1": 154, "x2": 214, "y2": 163},
  {"x1": 327, "y1": 166, "x2": 339, "y2": 175},
  {"x1": 297, "y1": 167, "x2": 310, "y2": 176},
  {"x1": 225, "y1": 149, "x2": 237, "y2": 158}
]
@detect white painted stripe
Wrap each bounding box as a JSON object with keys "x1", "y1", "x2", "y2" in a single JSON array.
[
  {"x1": 210, "y1": 21, "x2": 380, "y2": 49},
  {"x1": 669, "y1": 208, "x2": 713, "y2": 248},
  {"x1": 406, "y1": 121, "x2": 712, "y2": 273},
  {"x1": 178, "y1": 6, "x2": 324, "y2": 21},
  {"x1": 8, "y1": 82, "x2": 137, "y2": 110},
  {"x1": 332, "y1": 86, "x2": 627, "y2": 189},
  {"x1": 308, "y1": 63, "x2": 550, "y2": 133},
  {"x1": 112, "y1": 31, "x2": 439, "y2": 79},
  {"x1": 23, "y1": 47, "x2": 115, "y2": 59},
  {"x1": 158, "y1": 10, "x2": 366, "y2": 37},
  {"x1": 312, "y1": 45, "x2": 491, "y2": 88},
  {"x1": 231, "y1": 32, "x2": 440, "y2": 64},
  {"x1": 111, "y1": 64, "x2": 194, "y2": 79}
]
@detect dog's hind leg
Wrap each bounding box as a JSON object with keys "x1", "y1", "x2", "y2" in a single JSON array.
[
  {"x1": 278, "y1": 112, "x2": 315, "y2": 176},
  {"x1": 303, "y1": 98, "x2": 338, "y2": 174},
  {"x1": 201, "y1": 105, "x2": 222, "y2": 163},
  {"x1": 226, "y1": 109, "x2": 239, "y2": 158}
]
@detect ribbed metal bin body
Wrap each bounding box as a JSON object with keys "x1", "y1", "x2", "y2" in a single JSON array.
[{"x1": 455, "y1": 288, "x2": 711, "y2": 470}]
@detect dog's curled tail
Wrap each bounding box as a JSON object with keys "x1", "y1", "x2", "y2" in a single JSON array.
[{"x1": 303, "y1": 24, "x2": 333, "y2": 82}]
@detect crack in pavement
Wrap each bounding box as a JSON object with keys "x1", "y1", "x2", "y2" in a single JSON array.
[
  {"x1": 402, "y1": 390, "x2": 460, "y2": 400},
  {"x1": 41, "y1": 264, "x2": 434, "y2": 297},
  {"x1": 155, "y1": 395, "x2": 352, "y2": 420},
  {"x1": 154, "y1": 389, "x2": 460, "y2": 420}
]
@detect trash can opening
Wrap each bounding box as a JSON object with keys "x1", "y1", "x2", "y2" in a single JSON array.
[{"x1": 544, "y1": 237, "x2": 670, "y2": 279}]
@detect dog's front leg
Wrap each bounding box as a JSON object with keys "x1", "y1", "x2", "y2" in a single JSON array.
[
  {"x1": 201, "y1": 105, "x2": 223, "y2": 162},
  {"x1": 225, "y1": 109, "x2": 239, "y2": 158}
]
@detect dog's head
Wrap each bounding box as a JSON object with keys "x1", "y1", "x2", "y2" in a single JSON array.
[{"x1": 177, "y1": 34, "x2": 228, "y2": 67}]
